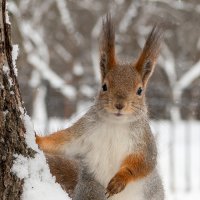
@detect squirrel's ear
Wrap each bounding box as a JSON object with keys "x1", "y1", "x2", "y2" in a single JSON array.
[
  {"x1": 99, "y1": 14, "x2": 116, "y2": 82},
  {"x1": 135, "y1": 25, "x2": 164, "y2": 86}
]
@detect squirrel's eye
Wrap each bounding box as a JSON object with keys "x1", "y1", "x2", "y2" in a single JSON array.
[
  {"x1": 102, "y1": 83, "x2": 107, "y2": 91},
  {"x1": 137, "y1": 87, "x2": 143, "y2": 96}
]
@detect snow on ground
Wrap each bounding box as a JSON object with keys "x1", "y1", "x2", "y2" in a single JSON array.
[
  {"x1": 151, "y1": 120, "x2": 200, "y2": 200},
  {"x1": 12, "y1": 114, "x2": 71, "y2": 200}
]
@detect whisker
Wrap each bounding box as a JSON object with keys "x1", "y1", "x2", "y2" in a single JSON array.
[{"x1": 131, "y1": 104, "x2": 145, "y2": 112}]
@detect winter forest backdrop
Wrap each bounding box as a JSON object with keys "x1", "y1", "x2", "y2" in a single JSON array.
[{"x1": 8, "y1": 0, "x2": 200, "y2": 199}]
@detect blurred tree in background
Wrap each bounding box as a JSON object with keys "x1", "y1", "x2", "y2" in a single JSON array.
[{"x1": 8, "y1": 0, "x2": 200, "y2": 131}]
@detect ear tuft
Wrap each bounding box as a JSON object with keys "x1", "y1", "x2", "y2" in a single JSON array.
[
  {"x1": 135, "y1": 24, "x2": 164, "y2": 85},
  {"x1": 99, "y1": 13, "x2": 116, "y2": 81}
]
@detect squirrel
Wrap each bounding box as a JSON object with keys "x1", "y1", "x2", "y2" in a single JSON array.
[{"x1": 36, "y1": 14, "x2": 164, "y2": 200}]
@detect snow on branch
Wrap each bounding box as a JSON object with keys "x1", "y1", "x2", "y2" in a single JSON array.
[
  {"x1": 9, "y1": 5, "x2": 76, "y2": 101},
  {"x1": 119, "y1": 1, "x2": 138, "y2": 33},
  {"x1": 159, "y1": 43, "x2": 177, "y2": 87},
  {"x1": 55, "y1": 0, "x2": 83, "y2": 45},
  {"x1": 55, "y1": 44, "x2": 72, "y2": 62},
  {"x1": 32, "y1": 0, "x2": 54, "y2": 25},
  {"x1": 28, "y1": 54, "x2": 76, "y2": 100},
  {"x1": 175, "y1": 59, "x2": 200, "y2": 91}
]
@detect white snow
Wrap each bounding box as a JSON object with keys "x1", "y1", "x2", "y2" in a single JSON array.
[
  {"x1": 55, "y1": 0, "x2": 75, "y2": 34},
  {"x1": 3, "y1": 65, "x2": 13, "y2": 87},
  {"x1": 12, "y1": 114, "x2": 71, "y2": 200},
  {"x1": 151, "y1": 120, "x2": 200, "y2": 200},
  {"x1": 3, "y1": 110, "x2": 8, "y2": 116},
  {"x1": 119, "y1": 2, "x2": 138, "y2": 33},
  {"x1": 32, "y1": 86, "x2": 48, "y2": 133},
  {"x1": 91, "y1": 18, "x2": 102, "y2": 83},
  {"x1": 175, "y1": 60, "x2": 200, "y2": 91},
  {"x1": 158, "y1": 47, "x2": 200, "y2": 121},
  {"x1": 23, "y1": 114, "x2": 38, "y2": 150},
  {"x1": 73, "y1": 62, "x2": 84, "y2": 76},
  {"x1": 80, "y1": 85, "x2": 95, "y2": 97},
  {"x1": 29, "y1": 70, "x2": 48, "y2": 133},
  {"x1": 12, "y1": 44, "x2": 19, "y2": 76},
  {"x1": 12, "y1": 153, "x2": 70, "y2": 200},
  {"x1": 115, "y1": 0, "x2": 124, "y2": 5},
  {"x1": 47, "y1": 118, "x2": 69, "y2": 134},
  {"x1": 3, "y1": 65, "x2": 10, "y2": 74},
  {"x1": 6, "y1": 3, "x2": 11, "y2": 24},
  {"x1": 91, "y1": 18, "x2": 102, "y2": 39},
  {"x1": 29, "y1": 70, "x2": 41, "y2": 88},
  {"x1": 28, "y1": 54, "x2": 76, "y2": 100},
  {"x1": 55, "y1": 0, "x2": 83, "y2": 45},
  {"x1": 55, "y1": 44, "x2": 72, "y2": 62},
  {"x1": 19, "y1": 106, "x2": 25, "y2": 115}
]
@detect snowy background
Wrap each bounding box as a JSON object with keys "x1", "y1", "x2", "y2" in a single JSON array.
[{"x1": 8, "y1": 0, "x2": 200, "y2": 199}]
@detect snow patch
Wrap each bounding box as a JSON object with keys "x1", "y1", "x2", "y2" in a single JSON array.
[
  {"x1": 73, "y1": 62, "x2": 84, "y2": 76},
  {"x1": 3, "y1": 110, "x2": 8, "y2": 116},
  {"x1": 12, "y1": 44, "x2": 19, "y2": 76},
  {"x1": 12, "y1": 153, "x2": 70, "y2": 200},
  {"x1": 3, "y1": 65, "x2": 13, "y2": 87},
  {"x1": 80, "y1": 85, "x2": 95, "y2": 97},
  {"x1": 119, "y1": 2, "x2": 138, "y2": 33},
  {"x1": 12, "y1": 113, "x2": 71, "y2": 200},
  {"x1": 3, "y1": 65, "x2": 10, "y2": 74},
  {"x1": 32, "y1": 86, "x2": 48, "y2": 134},
  {"x1": 19, "y1": 106, "x2": 25, "y2": 115},
  {"x1": 6, "y1": 4, "x2": 11, "y2": 24},
  {"x1": 29, "y1": 70, "x2": 41, "y2": 88},
  {"x1": 23, "y1": 114, "x2": 38, "y2": 151},
  {"x1": 151, "y1": 120, "x2": 200, "y2": 199}
]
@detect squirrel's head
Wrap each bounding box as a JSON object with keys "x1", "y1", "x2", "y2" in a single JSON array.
[{"x1": 96, "y1": 14, "x2": 163, "y2": 122}]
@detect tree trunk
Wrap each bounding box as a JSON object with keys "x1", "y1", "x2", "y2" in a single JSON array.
[{"x1": 0, "y1": 0, "x2": 34, "y2": 199}]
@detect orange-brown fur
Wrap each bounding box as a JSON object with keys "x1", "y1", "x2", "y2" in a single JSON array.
[
  {"x1": 106, "y1": 153, "x2": 154, "y2": 197},
  {"x1": 36, "y1": 129, "x2": 75, "y2": 154},
  {"x1": 100, "y1": 14, "x2": 116, "y2": 81},
  {"x1": 135, "y1": 25, "x2": 163, "y2": 86}
]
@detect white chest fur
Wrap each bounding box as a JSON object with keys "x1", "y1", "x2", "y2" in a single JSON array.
[{"x1": 69, "y1": 121, "x2": 140, "y2": 186}]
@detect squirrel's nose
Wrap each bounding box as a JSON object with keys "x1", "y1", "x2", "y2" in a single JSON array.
[{"x1": 115, "y1": 103, "x2": 124, "y2": 110}]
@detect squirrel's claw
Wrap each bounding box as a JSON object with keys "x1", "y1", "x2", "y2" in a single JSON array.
[
  {"x1": 105, "y1": 191, "x2": 111, "y2": 199},
  {"x1": 106, "y1": 175, "x2": 126, "y2": 198}
]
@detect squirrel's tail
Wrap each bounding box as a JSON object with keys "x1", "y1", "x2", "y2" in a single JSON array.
[
  {"x1": 46, "y1": 154, "x2": 79, "y2": 198},
  {"x1": 46, "y1": 154, "x2": 107, "y2": 200}
]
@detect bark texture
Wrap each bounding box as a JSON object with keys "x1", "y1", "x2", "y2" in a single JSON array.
[{"x1": 0, "y1": 0, "x2": 34, "y2": 199}]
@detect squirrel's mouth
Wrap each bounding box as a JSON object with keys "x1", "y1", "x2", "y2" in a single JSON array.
[{"x1": 114, "y1": 112, "x2": 123, "y2": 117}]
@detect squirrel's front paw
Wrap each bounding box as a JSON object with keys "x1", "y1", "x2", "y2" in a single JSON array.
[{"x1": 106, "y1": 175, "x2": 126, "y2": 198}]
